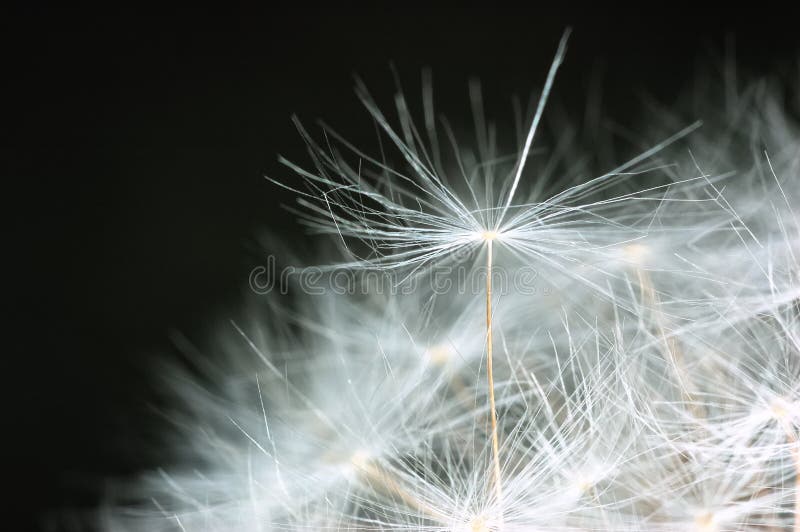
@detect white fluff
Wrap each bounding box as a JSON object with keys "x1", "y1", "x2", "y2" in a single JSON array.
[{"x1": 100, "y1": 34, "x2": 799, "y2": 532}]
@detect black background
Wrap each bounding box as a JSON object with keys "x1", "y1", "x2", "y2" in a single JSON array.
[{"x1": 5, "y1": 5, "x2": 799, "y2": 531}]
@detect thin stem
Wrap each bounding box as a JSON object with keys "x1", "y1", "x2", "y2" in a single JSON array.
[
  {"x1": 486, "y1": 239, "x2": 503, "y2": 505},
  {"x1": 634, "y1": 265, "x2": 702, "y2": 416}
]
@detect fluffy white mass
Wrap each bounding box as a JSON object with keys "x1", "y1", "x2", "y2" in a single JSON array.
[{"x1": 99, "y1": 37, "x2": 799, "y2": 532}]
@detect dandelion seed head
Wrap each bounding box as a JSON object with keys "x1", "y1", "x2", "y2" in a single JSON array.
[
  {"x1": 348, "y1": 448, "x2": 373, "y2": 471},
  {"x1": 479, "y1": 230, "x2": 499, "y2": 242},
  {"x1": 622, "y1": 242, "x2": 650, "y2": 265},
  {"x1": 693, "y1": 511, "x2": 718, "y2": 532},
  {"x1": 768, "y1": 396, "x2": 799, "y2": 423},
  {"x1": 467, "y1": 515, "x2": 489, "y2": 532},
  {"x1": 325, "y1": 447, "x2": 376, "y2": 479},
  {"x1": 451, "y1": 514, "x2": 496, "y2": 532},
  {"x1": 425, "y1": 343, "x2": 455, "y2": 366},
  {"x1": 97, "y1": 29, "x2": 800, "y2": 532},
  {"x1": 573, "y1": 473, "x2": 594, "y2": 495}
]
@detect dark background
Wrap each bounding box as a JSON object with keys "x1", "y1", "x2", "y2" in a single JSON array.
[{"x1": 5, "y1": 6, "x2": 799, "y2": 530}]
